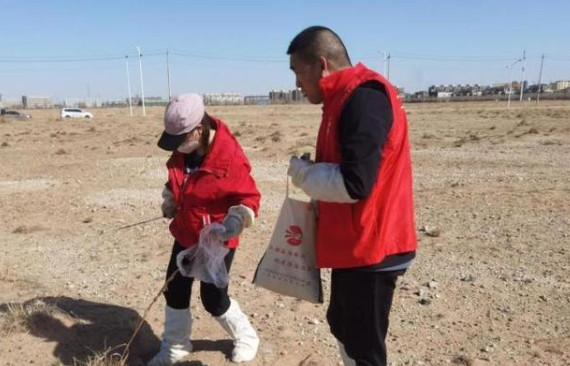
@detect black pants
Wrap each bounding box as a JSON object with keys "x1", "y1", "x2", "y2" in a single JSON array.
[
  {"x1": 163, "y1": 241, "x2": 235, "y2": 317},
  {"x1": 327, "y1": 269, "x2": 405, "y2": 366}
]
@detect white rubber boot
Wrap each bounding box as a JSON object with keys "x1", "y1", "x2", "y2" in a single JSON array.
[
  {"x1": 147, "y1": 306, "x2": 193, "y2": 366},
  {"x1": 338, "y1": 341, "x2": 356, "y2": 366},
  {"x1": 215, "y1": 299, "x2": 260, "y2": 363}
]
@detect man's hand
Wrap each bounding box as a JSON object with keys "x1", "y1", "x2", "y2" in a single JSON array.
[
  {"x1": 287, "y1": 155, "x2": 313, "y2": 187},
  {"x1": 287, "y1": 160, "x2": 358, "y2": 203},
  {"x1": 161, "y1": 186, "x2": 176, "y2": 219}
]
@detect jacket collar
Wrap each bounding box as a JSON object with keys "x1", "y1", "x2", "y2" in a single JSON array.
[
  {"x1": 319, "y1": 63, "x2": 368, "y2": 108},
  {"x1": 171, "y1": 117, "x2": 236, "y2": 178},
  {"x1": 201, "y1": 117, "x2": 236, "y2": 177}
]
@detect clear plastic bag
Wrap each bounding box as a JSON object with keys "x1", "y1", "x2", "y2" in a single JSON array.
[{"x1": 176, "y1": 223, "x2": 230, "y2": 288}]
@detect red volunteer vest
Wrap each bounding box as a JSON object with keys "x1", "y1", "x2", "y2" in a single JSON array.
[{"x1": 315, "y1": 63, "x2": 417, "y2": 268}]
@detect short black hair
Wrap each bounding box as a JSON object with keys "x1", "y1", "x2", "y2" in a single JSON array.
[{"x1": 287, "y1": 26, "x2": 351, "y2": 67}]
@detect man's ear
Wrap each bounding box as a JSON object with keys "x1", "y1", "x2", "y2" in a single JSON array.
[{"x1": 319, "y1": 56, "x2": 331, "y2": 77}]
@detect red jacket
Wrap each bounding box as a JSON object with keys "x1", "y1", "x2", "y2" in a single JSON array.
[
  {"x1": 166, "y1": 118, "x2": 261, "y2": 249},
  {"x1": 315, "y1": 63, "x2": 417, "y2": 268}
]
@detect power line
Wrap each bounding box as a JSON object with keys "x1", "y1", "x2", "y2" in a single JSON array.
[
  {"x1": 0, "y1": 50, "x2": 165, "y2": 63},
  {"x1": 0, "y1": 49, "x2": 567, "y2": 64},
  {"x1": 169, "y1": 49, "x2": 286, "y2": 63},
  {"x1": 0, "y1": 55, "x2": 127, "y2": 63},
  {"x1": 390, "y1": 55, "x2": 529, "y2": 62},
  {"x1": 546, "y1": 56, "x2": 570, "y2": 62}
]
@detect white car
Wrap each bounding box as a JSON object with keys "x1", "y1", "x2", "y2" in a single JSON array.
[{"x1": 61, "y1": 108, "x2": 93, "y2": 119}]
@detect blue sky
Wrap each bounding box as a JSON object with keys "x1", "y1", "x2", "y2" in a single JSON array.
[{"x1": 1, "y1": 0, "x2": 569, "y2": 101}]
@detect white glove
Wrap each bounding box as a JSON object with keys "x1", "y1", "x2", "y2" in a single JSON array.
[
  {"x1": 161, "y1": 186, "x2": 176, "y2": 219},
  {"x1": 208, "y1": 205, "x2": 255, "y2": 242},
  {"x1": 287, "y1": 156, "x2": 313, "y2": 187},
  {"x1": 287, "y1": 158, "x2": 358, "y2": 203}
]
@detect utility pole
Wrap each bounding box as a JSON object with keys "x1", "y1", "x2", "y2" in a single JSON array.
[
  {"x1": 166, "y1": 49, "x2": 172, "y2": 100},
  {"x1": 125, "y1": 55, "x2": 133, "y2": 117},
  {"x1": 536, "y1": 53, "x2": 545, "y2": 104},
  {"x1": 507, "y1": 58, "x2": 522, "y2": 109},
  {"x1": 519, "y1": 50, "x2": 526, "y2": 103},
  {"x1": 137, "y1": 46, "x2": 146, "y2": 117}
]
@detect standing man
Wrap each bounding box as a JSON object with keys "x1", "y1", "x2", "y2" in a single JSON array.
[{"x1": 286, "y1": 26, "x2": 417, "y2": 366}]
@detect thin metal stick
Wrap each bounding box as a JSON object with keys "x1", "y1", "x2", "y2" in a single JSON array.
[{"x1": 117, "y1": 216, "x2": 164, "y2": 230}]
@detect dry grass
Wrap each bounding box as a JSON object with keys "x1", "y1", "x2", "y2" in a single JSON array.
[
  {"x1": 1, "y1": 300, "x2": 131, "y2": 366},
  {"x1": 0, "y1": 299, "x2": 63, "y2": 335},
  {"x1": 72, "y1": 347, "x2": 125, "y2": 366}
]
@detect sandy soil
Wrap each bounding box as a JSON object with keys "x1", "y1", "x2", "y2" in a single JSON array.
[{"x1": 0, "y1": 101, "x2": 569, "y2": 366}]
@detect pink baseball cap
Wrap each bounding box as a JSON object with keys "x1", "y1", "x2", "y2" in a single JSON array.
[{"x1": 157, "y1": 93, "x2": 205, "y2": 151}]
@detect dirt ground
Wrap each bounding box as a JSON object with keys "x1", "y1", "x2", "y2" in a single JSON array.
[{"x1": 0, "y1": 100, "x2": 569, "y2": 366}]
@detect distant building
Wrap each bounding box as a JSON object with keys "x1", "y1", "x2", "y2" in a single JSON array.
[
  {"x1": 437, "y1": 91, "x2": 453, "y2": 98},
  {"x1": 64, "y1": 98, "x2": 101, "y2": 108},
  {"x1": 413, "y1": 91, "x2": 429, "y2": 99},
  {"x1": 101, "y1": 100, "x2": 128, "y2": 107},
  {"x1": 203, "y1": 93, "x2": 244, "y2": 105},
  {"x1": 269, "y1": 89, "x2": 306, "y2": 104},
  {"x1": 22, "y1": 95, "x2": 53, "y2": 109},
  {"x1": 244, "y1": 95, "x2": 270, "y2": 105},
  {"x1": 555, "y1": 80, "x2": 570, "y2": 91},
  {"x1": 144, "y1": 96, "x2": 168, "y2": 107},
  {"x1": 493, "y1": 82, "x2": 509, "y2": 89}
]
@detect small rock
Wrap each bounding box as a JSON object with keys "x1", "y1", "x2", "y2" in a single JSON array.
[
  {"x1": 423, "y1": 226, "x2": 441, "y2": 237},
  {"x1": 460, "y1": 275, "x2": 475, "y2": 282},
  {"x1": 482, "y1": 344, "x2": 494, "y2": 353}
]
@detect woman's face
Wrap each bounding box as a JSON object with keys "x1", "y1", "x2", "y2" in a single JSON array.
[{"x1": 177, "y1": 125, "x2": 203, "y2": 154}]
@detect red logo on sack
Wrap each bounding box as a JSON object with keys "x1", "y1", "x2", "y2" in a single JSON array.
[{"x1": 285, "y1": 225, "x2": 303, "y2": 246}]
